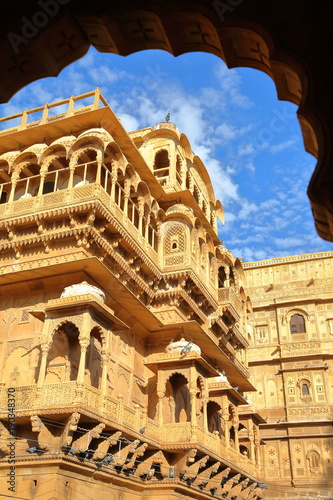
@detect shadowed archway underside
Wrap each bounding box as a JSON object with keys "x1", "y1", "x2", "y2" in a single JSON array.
[{"x1": 1, "y1": 0, "x2": 333, "y2": 242}]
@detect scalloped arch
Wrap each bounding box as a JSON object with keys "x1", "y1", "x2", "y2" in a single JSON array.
[
  {"x1": 136, "y1": 180, "x2": 152, "y2": 206},
  {"x1": 51, "y1": 319, "x2": 80, "y2": 337},
  {"x1": 40, "y1": 147, "x2": 67, "y2": 171},
  {"x1": 90, "y1": 324, "x2": 106, "y2": 346},
  {"x1": 69, "y1": 144, "x2": 103, "y2": 166},
  {"x1": 12, "y1": 152, "x2": 39, "y2": 176},
  {"x1": 166, "y1": 371, "x2": 189, "y2": 385}
]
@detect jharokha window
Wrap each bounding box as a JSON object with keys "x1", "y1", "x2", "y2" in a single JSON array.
[
  {"x1": 302, "y1": 383, "x2": 310, "y2": 396},
  {"x1": 290, "y1": 313, "x2": 306, "y2": 334}
]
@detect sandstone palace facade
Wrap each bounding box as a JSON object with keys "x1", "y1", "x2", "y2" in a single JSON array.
[{"x1": 0, "y1": 89, "x2": 331, "y2": 499}]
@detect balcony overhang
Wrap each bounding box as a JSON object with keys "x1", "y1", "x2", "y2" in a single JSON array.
[
  {"x1": 208, "y1": 382, "x2": 249, "y2": 405},
  {"x1": 0, "y1": 256, "x2": 162, "y2": 332},
  {"x1": 238, "y1": 408, "x2": 267, "y2": 424},
  {"x1": 0, "y1": 94, "x2": 164, "y2": 202},
  {"x1": 161, "y1": 189, "x2": 220, "y2": 244},
  {"x1": 151, "y1": 321, "x2": 255, "y2": 392},
  {"x1": 145, "y1": 351, "x2": 220, "y2": 377},
  {"x1": 31, "y1": 294, "x2": 129, "y2": 330}
]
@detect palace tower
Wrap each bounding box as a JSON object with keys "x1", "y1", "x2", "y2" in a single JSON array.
[
  {"x1": 0, "y1": 89, "x2": 332, "y2": 499},
  {"x1": 0, "y1": 90, "x2": 265, "y2": 499}
]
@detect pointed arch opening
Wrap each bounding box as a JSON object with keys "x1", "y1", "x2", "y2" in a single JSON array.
[
  {"x1": 45, "y1": 321, "x2": 80, "y2": 383},
  {"x1": 164, "y1": 372, "x2": 190, "y2": 424}
]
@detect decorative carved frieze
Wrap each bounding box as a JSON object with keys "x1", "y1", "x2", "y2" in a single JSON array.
[{"x1": 6, "y1": 339, "x2": 33, "y2": 356}]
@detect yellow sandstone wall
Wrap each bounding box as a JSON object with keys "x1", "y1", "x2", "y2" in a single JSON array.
[{"x1": 244, "y1": 252, "x2": 333, "y2": 496}]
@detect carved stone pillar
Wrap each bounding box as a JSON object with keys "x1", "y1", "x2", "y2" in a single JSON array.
[
  {"x1": 100, "y1": 352, "x2": 108, "y2": 398},
  {"x1": 123, "y1": 191, "x2": 130, "y2": 218},
  {"x1": 144, "y1": 213, "x2": 151, "y2": 241},
  {"x1": 77, "y1": 338, "x2": 90, "y2": 384},
  {"x1": 138, "y1": 202, "x2": 144, "y2": 235},
  {"x1": 225, "y1": 266, "x2": 230, "y2": 288},
  {"x1": 223, "y1": 417, "x2": 230, "y2": 447},
  {"x1": 190, "y1": 389, "x2": 198, "y2": 442},
  {"x1": 110, "y1": 165, "x2": 118, "y2": 202},
  {"x1": 189, "y1": 364, "x2": 198, "y2": 428},
  {"x1": 157, "y1": 370, "x2": 165, "y2": 425},
  {"x1": 234, "y1": 423, "x2": 239, "y2": 452},
  {"x1": 95, "y1": 159, "x2": 102, "y2": 186},
  {"x1": 254, "y1": 425, "x2": 261, "y2": 466},
  {"x1": 37, "y1": 171, "x2": 46, "y2": 197},
  {"x1": 190, "y1": 390, "x2": 198, "y2": 427},
  {"x1": 67, "y1": 166, "x2": 75, "y2": 193},
  {"x1": 248, "y1": 420, "x2": 255, "y2": 460},
  {"x1": 8, "y1": 176, "x2": 18, "y2": 204},
  {"x1": 37, "y1": 343, "x2": 50, "y2": 388},
  {"x1": 202, "y1": 399, "x2": 208, "y2": 432},
  {"x1": 170, "y1": 399, "x2": 176, "y2": 424},
  {"x1": 156, "y1": 221, "x2": 162, "y2": 257},
  {"x1": 157, "y1": 391, "x2": 164, "y2": 425}
]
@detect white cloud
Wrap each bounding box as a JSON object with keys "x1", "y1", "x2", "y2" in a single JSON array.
[
  {"x1": 245, "y1": 161, "x2": 256, "y2": 172},
  {"x1": 118, "y1": 113, "x2": 139, "y2": 132},
  {"x1": 237, "y1": 199, "x2": 259, "y2": 220},
  {"x1": 238, "y1": 144, "x2": 255, "y2": 156},
  {"x1": 268, "y1": 139, "x2": 295, "y2": 154},
  {"x1": 274, "y1": 236, "x2": 305, "y2": 249},
  {"x1": 89, "y1": 65, "x2": 128, "y2": 84},
  {"x1": 216, "y1": 122, "x2": 238, "y2": 141},
  {"x1": 215, "y1": 64, "x2": 253, "y2": 109}
]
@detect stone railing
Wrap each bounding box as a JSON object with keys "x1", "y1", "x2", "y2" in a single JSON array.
[
  {"x1": 162, "y1": 422, "x2": 192, "y2": 442},
  {"x1": 0, "y1": 383, "x2": 260, "y2": 477},
  {"x1": 0, "y1": 182, "x2": 159, "y2": 265},
  {"x1": 145, "y1": 421, "x2": 260, "y2": 477},
  {"x1": 0, "y1": 88, "x2": 107, "y2": 134},
  {"x1": 0, "y1": 177, "x2": 222, "y2": 308},
  {"x1": 244, "y1": 251, "x2": 333, "y2": 268},
  {"x1": 218, "y1": 287, "x2": 243, "y2": 317}
]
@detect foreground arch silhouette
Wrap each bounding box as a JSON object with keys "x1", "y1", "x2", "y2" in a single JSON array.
[{"x1": 1, "y1": 0, "x2": 333, "y2": 241}]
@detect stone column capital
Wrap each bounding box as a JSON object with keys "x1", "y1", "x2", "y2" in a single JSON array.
[{"x1": 79, "y1": 337, "x2": 90, "y2": 349}]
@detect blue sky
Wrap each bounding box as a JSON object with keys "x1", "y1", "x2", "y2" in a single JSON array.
[{"x1": 1, "y1": 47, "x2": 332, "y2": 262}]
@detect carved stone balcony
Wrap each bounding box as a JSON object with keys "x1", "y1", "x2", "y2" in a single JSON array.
[
  {"x1": 149, "y1": 422, "x2": 261, "y2": 478},
  {"x1": 0, "y1": 381, "x2": 261, "y2": 479},
  {"x1": 0, "y1": 181, "x2": 160, "y2": 268},
  {"x1": 0, "y1": 381, "x2": 146, "y2": 433},
  {"x1": 218, "y1": 287, "x2": 243, "y2": 318}
]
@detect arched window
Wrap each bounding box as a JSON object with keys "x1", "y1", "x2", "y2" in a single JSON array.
[
  {"x1": 154, "y1": 150, "x2": 169, "y2": 169},
  {"x1": 307, "y1": 450, "x2": 320, "y2": 470},
  {"x1": 298, "y1": 378, "x2": 311, "y2": 401},
  {"x1": 166, "y1": 373, "x2": 190, "y2": 423},
  {"x1": 302, "y1": 383, "x2": 310, "y2": 396},
  {"x1": 207, "y1": 401, "x2": 222, "y2": 435},
  {"x1": 218, "y1": 266, "x2": 227, "y2": 288},
  {"x1": 153, "y1": 150, "x2": 169, "y2": 185},
  {"x1": 290, "y1": 313, "x2": 306, "y2": 334}
]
